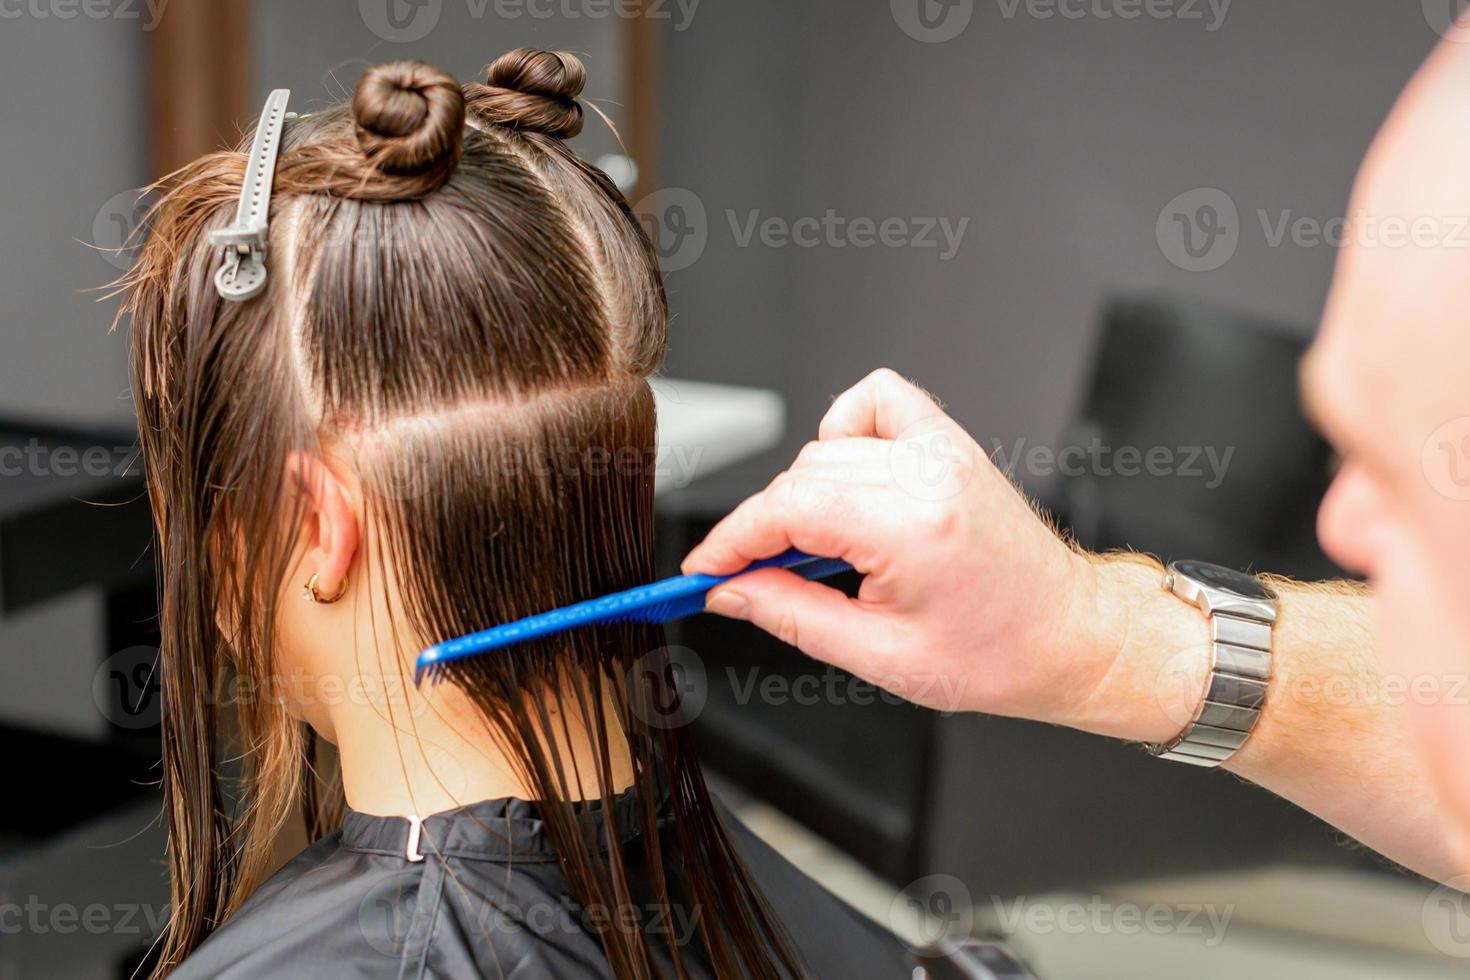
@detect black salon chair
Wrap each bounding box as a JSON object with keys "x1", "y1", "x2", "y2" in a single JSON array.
[
  {"x1": 1041, "y1": 293, "x2": 1342, "y2": 580},
  {"x1": 0, "y1": 419, "x2": 166, "y2": 978}
]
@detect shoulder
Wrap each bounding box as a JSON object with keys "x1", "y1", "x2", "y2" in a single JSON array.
[
  {"x1": 170, "y1": 829, "x2": 591, "y2": 979},
  {"x1": 170, "y1": 831, "x2": 408, "y2": 979}
]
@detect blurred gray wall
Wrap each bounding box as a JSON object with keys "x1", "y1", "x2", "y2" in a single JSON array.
[
  {"x1": 654, "y1": 0, "x2": 1439, "y2": 454},
  {"x1": 0, "y1": 11, "x2": 148, "y2": 427}
]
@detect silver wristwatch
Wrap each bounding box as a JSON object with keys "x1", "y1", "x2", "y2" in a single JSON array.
[{"x1": 1147, "y1": 559, "x2": 1278, "y2": 768}]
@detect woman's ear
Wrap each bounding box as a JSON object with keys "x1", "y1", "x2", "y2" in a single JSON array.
[{"x1": 286, "y1": 451, "x2": 361, "y2": 602}]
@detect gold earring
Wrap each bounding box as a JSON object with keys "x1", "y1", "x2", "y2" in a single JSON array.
[{"x1": 303, "y1": 572, "x2": 348, "y2": 604}]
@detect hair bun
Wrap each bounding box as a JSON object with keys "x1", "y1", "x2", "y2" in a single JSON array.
[
  {"x1": 468, "y1": 48, "x2": 586, "y2": 139},
  {"x1": 352, "y1": 60, "x2": 465, "y2": 181}
]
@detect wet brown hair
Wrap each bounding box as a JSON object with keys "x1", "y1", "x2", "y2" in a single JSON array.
[{"x1": 117, "y1": 50, "x2": 801, "y2": 978}]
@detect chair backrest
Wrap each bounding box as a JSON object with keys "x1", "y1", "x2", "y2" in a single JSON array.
[{"x1": 1060, "y1": 294, "x2": 1340, "y2": 579}]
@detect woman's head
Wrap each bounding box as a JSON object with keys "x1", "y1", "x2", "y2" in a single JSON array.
[{"x1": 120, "y1": 51, "x2": 798, "y2": 977}]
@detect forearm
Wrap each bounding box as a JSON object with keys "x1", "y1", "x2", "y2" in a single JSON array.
[
  {"x1": 1228, "y1": 579, "x2": 1459, "y2": 879},
  {"x1": 1068, "y1": 555, "x2": 1461, "y2": 880}
]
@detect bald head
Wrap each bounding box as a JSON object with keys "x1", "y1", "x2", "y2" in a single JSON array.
[{"x1": 1309, "y1": 33, "x2": 1470, "y2": 851}]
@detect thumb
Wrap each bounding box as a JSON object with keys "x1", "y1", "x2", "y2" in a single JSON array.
[{"x1": 705, "y1": 566, "x2": 879, "y2": 674}]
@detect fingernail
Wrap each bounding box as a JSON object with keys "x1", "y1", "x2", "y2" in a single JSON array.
[{"x1": 706, "y1": 590, "x2": 749, "y2": 620}]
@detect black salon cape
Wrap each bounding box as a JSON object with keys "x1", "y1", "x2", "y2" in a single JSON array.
[{"x1": 169, "y1": 793, "x2": 911, "y2": 978}]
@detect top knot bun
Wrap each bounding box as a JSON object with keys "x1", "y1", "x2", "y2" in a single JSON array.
[
  {"x1": 466, "y1": 48, "x2": 586, "y2": 139},
  {"x1": 352, "y1": 60, "x2": 466, "y2": 182}
]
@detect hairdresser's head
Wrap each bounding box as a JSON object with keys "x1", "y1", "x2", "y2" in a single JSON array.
[
  {"x1": 123, "y1": 51, "x2": 799, "y2": 978},
  {"x1": 1307, "y1": 32, "x2": 1470, "y2": 855}
]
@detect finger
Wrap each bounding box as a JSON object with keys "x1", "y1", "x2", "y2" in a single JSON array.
[
  {"x1": 791, "y1": 437, "x2": 891, "y2": 472},
  {"x1": 704, "y1": 567, "x2": 883, "y2": 674},
  {"x1": 785, "y1": 438, "x2": 894, "y2": 486},
  {"x1": 681, "y1": 476, "x2": 900, "y2": 575},
  {"x1": 818, "y1": 368, "x2": 953, "y2": 441},
  {"x1": 793, "y1": 460, "x2": 893, "y2": 488}
]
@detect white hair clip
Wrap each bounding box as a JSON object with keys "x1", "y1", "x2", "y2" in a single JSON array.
[{"x1": 208, "y1": 89, "x2": 292, "y2": 301}]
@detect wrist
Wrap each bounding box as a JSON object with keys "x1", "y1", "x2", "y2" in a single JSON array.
[{"x1": 1063, "y1": 553, "x2": 1212, "y2": 744}]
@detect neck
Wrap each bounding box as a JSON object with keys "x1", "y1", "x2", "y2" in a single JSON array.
[{"x1": 325, "y1": 671, "x2": 636, "y2": 818}]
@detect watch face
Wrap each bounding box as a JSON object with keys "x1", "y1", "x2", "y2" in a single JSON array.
[{"x1": 1171, "y1": 559, "x2": 1273, "y2": 600}]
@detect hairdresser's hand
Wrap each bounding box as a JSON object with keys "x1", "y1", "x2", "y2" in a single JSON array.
[{"x1": 682, "y1": 369, "x2": 1204, "y2": 742}]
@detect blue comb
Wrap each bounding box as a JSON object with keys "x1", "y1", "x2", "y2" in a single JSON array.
[{"x1": 413, "y1": 549, "x2": 853, "y2": 685}]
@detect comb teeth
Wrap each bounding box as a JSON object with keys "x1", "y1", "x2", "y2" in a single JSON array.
[
  {"x1": 411, "y1": 549, "x2": 853, "y2": 685},
  {"x1": 411, "y1": 603, "x2": 661, "y2": 687}
]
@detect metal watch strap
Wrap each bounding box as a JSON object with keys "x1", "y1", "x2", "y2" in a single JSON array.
[{"x1": 1147, "y1": 564, "x2": 1275, "y2": 768}]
